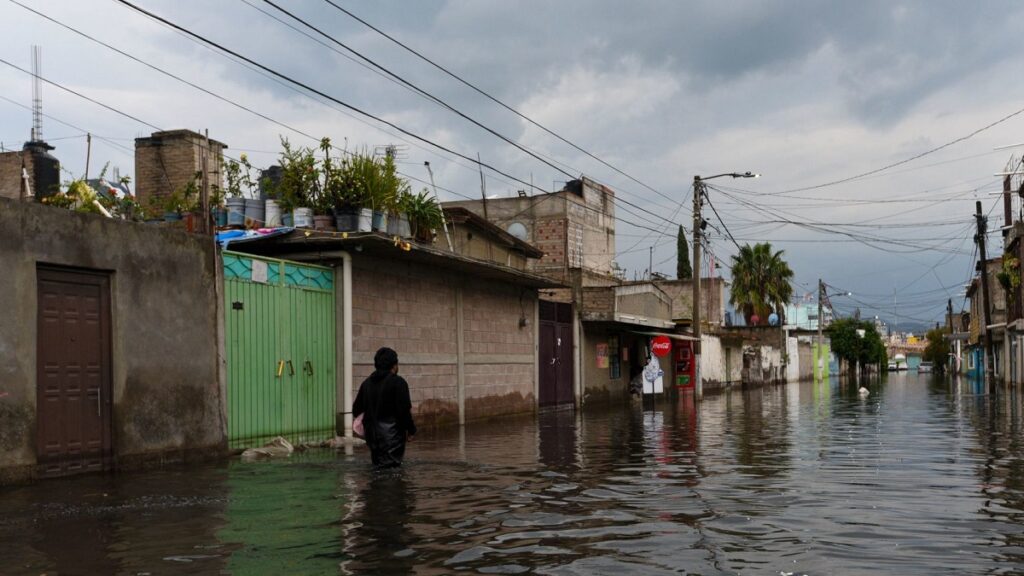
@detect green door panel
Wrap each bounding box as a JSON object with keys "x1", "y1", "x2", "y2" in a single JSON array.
[{"x1": 223, "y1": 252, "x2": 336, "y2": 449}]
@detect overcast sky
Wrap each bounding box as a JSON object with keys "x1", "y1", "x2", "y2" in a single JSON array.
[{"x1": 3, "y1": 0, "x2": 1024, "y2": 329}]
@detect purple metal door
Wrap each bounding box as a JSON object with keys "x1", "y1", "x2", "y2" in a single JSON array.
[
  {"x1": 539, "y1": 320, "x2": 557, "y2": 406},
  {"x1": 36, "y1": 267, "x2": 112, "y2": 477},
  {"x1": 539, "y1": 301, "x2": 574, "y2": 407},
  {"x1": 555, "y1": 322, "x2": 574, "y2": 405}
]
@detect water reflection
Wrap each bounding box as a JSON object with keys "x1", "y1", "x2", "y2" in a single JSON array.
[{"x1": 6, "y1": 373, "x2": 1024, "y2": 574}]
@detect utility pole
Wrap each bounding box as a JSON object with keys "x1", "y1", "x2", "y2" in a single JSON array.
[
  {"x1": 976, "y1": 200, "x2": 996, "y2": 392},
  {"x1": 947, "y1": 299, "x2": 953, "y2": 332},
  {"x1": 649, "y1": 246, "x2": 653, "y2": 280},
  {"x1": 84, "y1": 133, "x2": 92, "y2": 181},
  {"x1": 947, "y1": 298, "x2": 954, "y2": 373},
  {"x1": 817, "y1": 278, "x2": 824, "y2": 380},
  {"x1": 477, "y1": 152, "x2": 488, "y2": 221},
  {"x1": 689, "y1": 171, "x2": 757, "y2": 400},
  {"x1": 692, "y1": 176, "x2": 704, "y2": 400}
]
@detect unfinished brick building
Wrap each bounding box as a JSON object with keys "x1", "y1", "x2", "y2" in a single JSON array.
[{"x1": 134, "y1": 129, "x2": 225, "y2": 210}]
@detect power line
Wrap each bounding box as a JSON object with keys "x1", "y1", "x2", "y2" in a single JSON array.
[
  {"x1": 319, "y1": 0, "x2": 680, "y2": 208},
  {"x1": 258, "y1": 0, "x2": 691, "y2": 231},
  {"x1": 701, "y1": 189, "x2": 740, "y2": 251},
  {"x1": 768, "y1": 102, "x2": 1024, "y2": 195},
  {"x1": 7, "y1": 0, "x2": 493, "y2": 201},
  {"x1": 260, "y1": 0, "x2": 583, "y2": 183},
  {"x1": 111, "y1": 0, "x2": 556, "y2": 197}
]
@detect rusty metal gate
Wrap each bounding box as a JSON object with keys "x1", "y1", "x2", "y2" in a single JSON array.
[
  {"x1": 36, "y1": 266, "x2": 113, "y2": 477},
  {"x1": 223, "y1": 251, "x2": 336, "y2": 449}
]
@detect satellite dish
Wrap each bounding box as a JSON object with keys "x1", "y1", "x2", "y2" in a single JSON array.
[
  {"x1": 506, "y1": 222, "x2": 528, "y2": 241},
  {"x1": 768, "y1": 313, "x2": 780, "y2": 326}
]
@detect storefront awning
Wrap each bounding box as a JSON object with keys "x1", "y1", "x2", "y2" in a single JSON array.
[{"x1": 630, "y1": 330, "x2": 698, "y2": 341}]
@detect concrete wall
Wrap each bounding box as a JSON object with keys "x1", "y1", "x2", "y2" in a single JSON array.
[
  {"x1": 573, "y1": 177, "x2": 615, "y2": 276},
  {"x1": 581, "y1": 326, "x2": 644, "y2": 402},
  {"x1": 446, "y1": 193, "x2": 571, "y2": 282},
  {"x1": 798, "y1": 341, "x2": 814, "y2": 381},
  {"x1": 446, "y1": 178, "x2": 616, "y2": 283},
  {"x1": 448, "y1": 222, "x2": 529, "y2": 270},
  {"x1": 0, "y1": 198, "x2": 225, "y2": 482},
  {"x1": 701, "y1": 334, "x2": 742, "y2": 389},
  {"x1": 349, "y1": 256, "x2": 537, "y2": 427},
  {"x1": 656, "y1": 278, "x2": 727, "y2": 325},
  {"x1": 786, "y1": 337, "x2": 800, "y2": 382},
  {"x1": 742, "y1": 345, "x2": 786, "y2": 386}
]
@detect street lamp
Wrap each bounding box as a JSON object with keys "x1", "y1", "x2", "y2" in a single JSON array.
[{"x1": 692, "y1": 171, "x2": 758, "y2": 400}]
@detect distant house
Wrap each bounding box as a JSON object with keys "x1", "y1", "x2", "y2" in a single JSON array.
[{"x1": 966, "y1": 257, "x2": 1006, "y2": 380}]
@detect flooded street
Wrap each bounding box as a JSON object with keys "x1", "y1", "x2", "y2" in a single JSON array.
[{"x1": 4, "y1": 372, "x2": 1024, "y2": 575}]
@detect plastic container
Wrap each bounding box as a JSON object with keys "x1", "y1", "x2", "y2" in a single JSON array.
[
  {"x1": 371, "y1": 210, "x2": 388, "y2": 233},
  {"x1": 334, "y1": 208, "x2": 358, "y2": 231},
  {"x1": 226, "y1": 197, "x2": 246, "y2": 227},
  {"x1": 293, "y1": 207, "x2": 314, "y2": 228},
  {"x1": 243, "y1": 198, "x2": 265, "y2": 229},
  {"x1": 265, "y1": 199, "x2": 282, "y2": 227},
  {"x1": 357, "y1": 208, "x2": 372, "y2": 232}
]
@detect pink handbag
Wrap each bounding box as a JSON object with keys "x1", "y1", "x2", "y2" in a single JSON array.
[{"x1": 353, "y1": 414, "x2": 365, "y2": 438}]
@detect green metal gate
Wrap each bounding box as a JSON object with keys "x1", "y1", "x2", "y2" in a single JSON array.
[{"x1": 223, "y1": 251, "x2": 336, "y2": 448}]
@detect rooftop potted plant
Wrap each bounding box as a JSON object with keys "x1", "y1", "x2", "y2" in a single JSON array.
[
  {"x1": 406, "y1": 189, "x2": 443, "y2": 243},
  {"x1": 273, "y1": 137, "x2": 318, "y2": 228},
  {"x1": 388, "y1": 189, "x2": 414, "y2": 238},
  {"x1": 224, "y1": 156, "x2": 256, "y2": 227}
]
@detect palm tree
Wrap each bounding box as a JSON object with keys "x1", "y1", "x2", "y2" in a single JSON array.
[{"x1": 729, "y1": 242, "x2": 794, "y2": 326}]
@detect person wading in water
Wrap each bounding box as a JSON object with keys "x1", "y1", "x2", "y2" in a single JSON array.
[{"x1": 353, "y1": 347, "x2": 416, "y2": 468}]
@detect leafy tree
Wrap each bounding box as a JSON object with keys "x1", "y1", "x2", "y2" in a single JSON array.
[
  {"x1": 729, "y1": 242, "x2": 794, "y2": 325},
  {"x1": 923, "y1": 327, "x2": 950, "y2": 372},
  {"x1": 828, "y1": 318, "x2": 887, "y2": 374},
  {"x1": 677, "y1": 225, "x2": 692, "y2": 279}
]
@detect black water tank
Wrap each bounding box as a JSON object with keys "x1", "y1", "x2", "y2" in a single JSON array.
[
  {"x1": 23, "y1": 140, "x2": 60, "y2": 199},
  {"x1": 259, "y1": 165, "x2": 282, "y2": 199}
]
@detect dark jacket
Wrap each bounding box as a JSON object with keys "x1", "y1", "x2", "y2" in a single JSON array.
[{"x1": 353, "y1": 373, "x2": 417, "y2": 439}]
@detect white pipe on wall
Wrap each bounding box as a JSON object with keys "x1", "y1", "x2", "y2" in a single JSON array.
[{"x1": 341, "y1": 251, "x2": 353, "y2": 438}]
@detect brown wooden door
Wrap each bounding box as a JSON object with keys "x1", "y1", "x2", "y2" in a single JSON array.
[{"x1": 36, "y1": 267, "x2": 112, "y2": 477}]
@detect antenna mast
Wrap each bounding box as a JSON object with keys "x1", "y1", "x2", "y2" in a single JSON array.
[{"x1": 31, "y1": 45, "x2": 42, "y2": 141}]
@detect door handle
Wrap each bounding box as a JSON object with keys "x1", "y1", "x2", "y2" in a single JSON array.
[
  {"x1": 287, "y1": 360, "x2": 295, "y2": 375},
  {"x1": 304, "y1": 360, "x2": 314, "y2": 376},
  {"x1": 96, "y1": 392, "x2": 101, "y2": 417},
  {"x1": 276, "y1": 360, "x2": 285, "y2": 377}
]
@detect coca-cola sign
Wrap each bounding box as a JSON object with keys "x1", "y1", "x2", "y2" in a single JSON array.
[{"x1": 651, "y1": 335, "x2": 672, "y2": 357}]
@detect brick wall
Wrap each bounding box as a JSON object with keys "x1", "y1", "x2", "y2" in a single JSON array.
[
  {"x1": 533, "y1": 217, "x2": 567, "y2": 272},
  {"x1": 135, "y1": 130, "x2": 225, "y2": 211},
  {"x1": 350, "y1": 256, "x2": 537, "y2": 426},
  {"x1": 0, "y1": 151, "x2": 29, "y2": 200}
]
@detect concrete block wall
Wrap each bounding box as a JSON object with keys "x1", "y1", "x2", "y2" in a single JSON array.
[
  {"x1": 0, "y1": 198, "x2": 224, "y2": 483},
  {"x1": 462, "y1": 284, "x2": 536, "y2": 420},
  {"x1": 351, "y1": 258, "x2": 458, "y2": 424},
  {"x1": 350, "y1": 256, "x2": 537, "y2": 426}
]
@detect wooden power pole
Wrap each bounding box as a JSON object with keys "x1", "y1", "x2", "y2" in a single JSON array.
[
  {"x1": 692, "y1": 176, "x2": 704, "y2": 399},
  {"x1": 976, "y1": 200, "x2": 996, "y2": 392}
]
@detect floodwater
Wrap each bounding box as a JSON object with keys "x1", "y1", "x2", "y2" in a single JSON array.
[{"x1": 3, "y1": 373, "x2": 1024, "y2": 575}]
